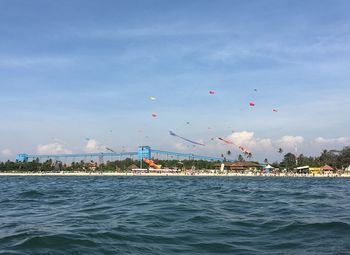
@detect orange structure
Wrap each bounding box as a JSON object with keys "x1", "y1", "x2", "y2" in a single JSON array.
[{"x1": 143, "y1": 158, "x2": 161, "y2": 169}]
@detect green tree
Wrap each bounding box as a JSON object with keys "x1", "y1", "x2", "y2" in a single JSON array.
[
  {"x1": 339, "y1": 147, "x2": 350, "y2": 168},
  {"x1": 281, "y1": 153, "x2": 297, "y2": 170},
  {"x1": 237, "y1": 154, "x2": 244, "y2": 162}
]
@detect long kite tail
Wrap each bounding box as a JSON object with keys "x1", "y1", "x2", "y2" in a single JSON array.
[{"x1": 169, "y1": 131, "x2": 205, "y2": 146}]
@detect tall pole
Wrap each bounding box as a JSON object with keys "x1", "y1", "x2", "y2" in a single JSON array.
[{"x1": 140, "y1": 146, "x2": 143, "y2": 169}]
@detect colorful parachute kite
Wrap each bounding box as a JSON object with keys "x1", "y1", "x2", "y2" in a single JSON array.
[
  {"x1": 209, "y1": 90, "x2": 215, "y2": 95},
  {"x1": 169, "y1": 131, "x2": 205, "y2": 146},
  {"x1": 273, "y1": 109, "x2": 278, "y2": 112},
  {"x1": 249, "y1": 102, "x2": 255, "y2": 107},
  {"x1": 151, "y1": 113, "x2": 157, "y2": 117},
  {"x1": 218, "y1": 137, "x2": 233, "y2": 145}
]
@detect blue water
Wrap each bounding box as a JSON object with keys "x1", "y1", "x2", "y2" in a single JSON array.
[{"x1": 1, "y1": 176, "x2": 350, "y2": 254}]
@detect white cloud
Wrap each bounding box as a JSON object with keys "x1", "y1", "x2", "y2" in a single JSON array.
[
  {"x1": 314, "y1": 137, "x2": 350, "y2": 145},
  {"x1": 85, "y1": 139, "x2": 106, "y2": 153},
  {"x1": 1, "y1": 149, "x2": 12, "y2": 157},
  {"x1": 277, "y1": 136, "x2": 304, "y2": 149},
  {"x1": 173, "y1": 142, "x2": 187, "y2": 151},
  {"x1": 225, "y1": 131, "x2": 273, "y2": 150},
  {"x1": 37, "y1": 143, "x2": 72, "y2": 154}
]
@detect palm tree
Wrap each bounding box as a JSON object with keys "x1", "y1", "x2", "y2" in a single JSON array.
[
  {"x1": 278, "y1": 148, "x2": 283, "y2": 165},
  {"x1": 238, "y1": 154, "x2": 244, "y2": 162}
]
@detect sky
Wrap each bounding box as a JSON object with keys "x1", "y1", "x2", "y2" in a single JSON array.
[{"x1": 1, "y1": 0, "x2": 350, "y2": 162}]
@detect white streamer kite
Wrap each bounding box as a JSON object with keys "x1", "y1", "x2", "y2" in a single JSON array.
[{"x1": 169, "y1": 131, "x2": 205, "y2": 146}]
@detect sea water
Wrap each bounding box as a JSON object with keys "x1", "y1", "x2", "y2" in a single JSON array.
[{"x1": 1, "y1": 176, "x2": 350, "y2": 254}]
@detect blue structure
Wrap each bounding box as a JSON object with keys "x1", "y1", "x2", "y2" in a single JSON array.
[{"x1": 16, "y1": 146, "x2": 231, "y2": 163}]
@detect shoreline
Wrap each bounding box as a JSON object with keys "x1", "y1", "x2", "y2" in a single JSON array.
[{"x1": 0, "y1": 172, "x2": 350, "y2": 178}]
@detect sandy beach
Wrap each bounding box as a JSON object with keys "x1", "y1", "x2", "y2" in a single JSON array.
[{"x1": 1, "y1": 172, "x2": 350, "y2": 177}]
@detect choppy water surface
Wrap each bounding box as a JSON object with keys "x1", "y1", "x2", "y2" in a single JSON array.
[{"x1": 1, "y1": 176, "x2": 350, "y2": 254}]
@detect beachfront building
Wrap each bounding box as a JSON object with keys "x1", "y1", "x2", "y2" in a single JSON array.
[
  {"x1": 309, "y1": 167, "x2": 321, "y2": 175},
  {"x1": 214, "y1": 162, "x2": 261, "y2": 173},
  {"x1": 88, "y1": 161, "x2": 97, "y2": 171},
  {"x1": 320, "y1": 165, "x2": 335, "y2": 174},
  {"x1": 264, "y1": 164, "x2": 274, "y2": 173},
  {"x1": 295, "y1": 166, "x2": 310, "y2": 174}
]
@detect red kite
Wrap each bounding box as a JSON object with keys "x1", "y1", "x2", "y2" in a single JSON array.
[{"x1": 218, "y1": 137, "x2": 233, "y2": 145}]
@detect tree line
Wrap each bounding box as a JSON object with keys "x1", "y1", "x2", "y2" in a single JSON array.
[
  {"x1": 275, "y1": 146, "x2": 350, "y2": 170},
  {"x1": 0, "y1": 146, "x2": 349, "y2": 172}
]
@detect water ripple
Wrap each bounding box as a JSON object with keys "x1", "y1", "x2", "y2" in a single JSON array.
[{"x1": 1, "y1": 176, "x2": 350, "y2": 254}]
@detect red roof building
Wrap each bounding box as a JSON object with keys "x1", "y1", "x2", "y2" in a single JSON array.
[{"x1": 320, "y1": 165, "x2": 334, "y2": 172}]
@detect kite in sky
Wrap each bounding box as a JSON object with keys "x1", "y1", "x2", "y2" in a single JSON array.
[
  {"x1": 273, "y1": 109, "x2": 278, "y2": 112},
  {"x1": 105, "y1": 147, "x2": 115, "y2": 153},
  {"x1": 209, "y1": 90, "x2": 215, "y2": 94},
  {"x1": 218, "y1": 137, "x2": 234, "y2": 145},
  {"x1": 254, "y1": 89, "x2": 258, "y2": 92},
  {"x1": 239, "y1": 146, "x2": 251, "y2": 155},
  {"x1": 249, "y1": 102, "x2": 255, "y2": 107},
  {"x1": 151, "y1": 113, "x2": 157, "y2": 117},
  {"x1": 169, "y1": 131, "x2": 205, "y2": 146},
  {"x1": 150, "y1": 96, "x2": 156, "y2": 101}
]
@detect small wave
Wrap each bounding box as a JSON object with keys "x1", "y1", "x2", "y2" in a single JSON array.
[
  {"x1": 190, "y1": 242, "x2": 235, "y2": 253},
  {"x1": 18, "y1": 190, "x2": 44, "y2": 198},
  {"x1": 272, "y1": 221, "x2": 350, "y2": 234},
  {"x1": 13, "y1": 234, "x2": 97, "y2": 250},
  {"x1": 185, "y1": 215, "x2": 213, "y2": 223}
]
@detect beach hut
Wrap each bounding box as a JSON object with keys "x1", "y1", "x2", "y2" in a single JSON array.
[
  {"x1": 264, "y1": 164, "x2": 274, "y2": 173},
  {"x1": 344, "y1": 165, "x2": 350, "y2": 174},
  {"x1": 320, "y1": 165, "x2": 334, "y2": 174},
  {"x1": 295, "y1": 166, "x2": 310, "y2": 174}
]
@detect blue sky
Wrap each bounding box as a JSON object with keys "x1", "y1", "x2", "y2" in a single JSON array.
[{"x1": 1, "y1": 0, "x2": 350, "y2": 161}]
